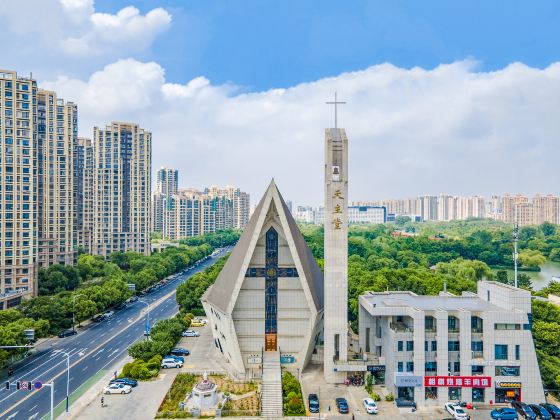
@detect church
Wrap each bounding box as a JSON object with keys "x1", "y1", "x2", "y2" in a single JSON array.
[{"x1": 202, "y1": 180, "x2": 324, "y2": 377}]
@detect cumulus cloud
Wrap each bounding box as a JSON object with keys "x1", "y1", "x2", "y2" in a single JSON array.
[
  {"x1": 0, "y1": 0, "x2": 171, "y2": 71},
  {"x1": 42, "y1": 59, "x2": 560, "y2": 205}
]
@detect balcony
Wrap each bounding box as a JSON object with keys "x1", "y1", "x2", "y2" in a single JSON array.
[
  {"x1": 390, "y1": 322, "x2": 413, "y2": 333},
  {"x1": 471, "y1": 351, "x2": 484, "y2": 360}
]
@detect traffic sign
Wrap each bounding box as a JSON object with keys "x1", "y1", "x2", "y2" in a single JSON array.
[
  {"x1": 20, "y1": 381, "x2": 29, "y2": 390},
  {"x1": 34, "y1": 381, "x2": 43, "y2": 390}
]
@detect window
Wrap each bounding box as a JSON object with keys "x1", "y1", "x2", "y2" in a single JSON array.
[
  {"x1": 448, "y1": 341, "x2": 460, "y2": 351},
  {"x1": 495, "y1": 345, "x2": 508, "y2": 360},
  {"x1": 406, "y1": 362, "x2": 414, "y2": 372},
  {"x1": 472, "y1": 388, "x2": 485, "y2": 403},
  {"x1": 515, "y1": 345, "x2": 520, "y2": 360},
  {"x1": 431, "y1": 341, "x2": 437, "y2": 351},
  {"x1": 425, "y1": 362, "x2": 437, "y2": 373},
  {"x1": 495, "y1": 323, "x2": 520, "y2": 330},
  {"x1": 397, "y1": 362, "x2": 403, "y2": 372},
  {"x1": 471, "y1": 341, "x2": 483, "y2": 352},
  {"x1": 397, "y1": 341, "x2": 403, "y2": 352},
  {"x1": 471, "y1": 365, "x2": 484, "y2": 375},
  {"x1": 448, "y1": 316, "x2": 458, "y2": 331},
  {"x1": 406, "y1": 341, "x2": 414, "y2": 351},
  {"x1": 453, "y1": 362, "x2": 460, "y2": 373},
  {"x1": 495, "y1": 366, "x2": 520, "y2": 376}
]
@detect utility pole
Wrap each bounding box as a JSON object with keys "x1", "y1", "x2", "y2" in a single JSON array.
[
  {"x1": 43, "y1": 381, "x2": 54, "y2": 420},
  {"x1": 513, "y1": 206, "x2": 519, "y2": 288}
]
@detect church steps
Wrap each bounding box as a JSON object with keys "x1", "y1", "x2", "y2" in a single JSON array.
[{"x1": 260, "y1": 351, "x2": 283, "y2": 418}]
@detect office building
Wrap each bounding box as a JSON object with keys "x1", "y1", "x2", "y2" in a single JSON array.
[
  {"x1": 0, "y1": 70, "x2": 37, "y2": 308},
  {"x1": 36, "y1": 90, "x2": 78, "y2": 267},
  {"x1": 348, "y1": 206, "x2": 387, "y2": 224},
  {"x1": 359, "y1": 281, "x2": 545, "y2": 407},
  {"x1": 92, "y1": 122, "x2": 151, "y2": 257}
]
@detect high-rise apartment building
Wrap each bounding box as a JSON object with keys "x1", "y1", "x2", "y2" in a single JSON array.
[
  {"x1": 156, "y1": 166, "x2": 178, "y2": 196},
  {"x1": 76, "y1": 137, "x2": 94, "y2": 252},
  {"x1": 0, "y1": 70, "x2": 37, "y2": 308},
  {"x1": 92, "y1": 122, "x2": 151, "y2": 257},
  {"x1": 533, "y1": 194, "x2": 560, "y2": 225},
  {"x1": 36, "y1": 90, "x2": 78, "y2": 267}
]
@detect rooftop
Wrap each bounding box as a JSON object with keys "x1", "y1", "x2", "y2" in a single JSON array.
[{"x1": 361, "y1": 290, "x2": 505, "y2": 312}]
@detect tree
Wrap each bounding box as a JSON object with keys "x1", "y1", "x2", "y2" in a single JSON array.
[
  {"x1": 496, "y1": 270, "x2": 509, "y2": 284},
  {"x1": 395, "y1": 215, "x2": 411, "y2": 227},
  {"x1": 550, "y1": 248, "x2": 560, "y2": 262},
  {"x1": 541, "y1": 222, "x2": 557, "y2": 237},
  {"x1": 519, "y1": 250, "x2": 546, "y2": 268}
]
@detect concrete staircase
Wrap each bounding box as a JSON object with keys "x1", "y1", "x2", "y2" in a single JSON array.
[{"x1": 261, "y1": 351, "x2": 283, "y2": 418}]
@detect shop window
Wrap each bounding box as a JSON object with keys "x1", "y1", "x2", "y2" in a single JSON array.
[
  {"x1": 448, "y1": 387, "x2": 461, "y2": 401},
  {"x1": 425, "y1": 387, "x2": 438, "y2": 400},
  {"x1": 472, "y1": 388, "x2": 485, "y2": 403}
]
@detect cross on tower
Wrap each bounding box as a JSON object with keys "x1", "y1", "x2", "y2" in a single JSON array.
[{"x1": 326, "y1": 92, "x2": 346, "y2": 130}]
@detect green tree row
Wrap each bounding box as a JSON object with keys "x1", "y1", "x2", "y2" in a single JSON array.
[{"x1": 282, "y1": 371, "x2": 305, "y2": 416}]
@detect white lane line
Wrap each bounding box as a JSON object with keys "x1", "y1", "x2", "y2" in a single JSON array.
[
  {"x1": 6, "y1": 411, "x2": 18, "y2": 419},
  {"x1": 29, "y1": 404, "x2": 38, "y2": 411},
  {"x1": 82, "y1": 366, "x2": 88, "y2": 372},
  {"x1": 28, "y1": 412, "x2": 38, "y2": 420}
]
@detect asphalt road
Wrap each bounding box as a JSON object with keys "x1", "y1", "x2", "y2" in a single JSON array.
[{"x1": 0, "y1": 247, "x2": 231, "y2": 420}]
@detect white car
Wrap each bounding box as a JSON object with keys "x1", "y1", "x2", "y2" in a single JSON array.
[
  {"x1": 182, "y1": 330, "x2": 200, "y2": 337},
  {"x1": 161, "y1": 359, "x2": 183, "y2": 369},
  {"x1": 445, "y1": 402, "x2": 470, "y2": 420},
  {"x1": 363, "y1": 398, "x2": 378, "y2": 414},
  {"x1": 102, "y1": 310, "x2": 114, "y2": 319},
  {"x1": 103, "y1": 383, "x2": 132, "y2": 395}
]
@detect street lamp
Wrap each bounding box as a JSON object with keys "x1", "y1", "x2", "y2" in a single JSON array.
[
  {"x1": 54, "y1": 350, "x2": 71, "y2": 413},
  {"x1": 138, "y1": 300, "x2": 151, "y2": 340},
  {"x1": 72, "y1": 293, "x2": 86, "y2": 332}
]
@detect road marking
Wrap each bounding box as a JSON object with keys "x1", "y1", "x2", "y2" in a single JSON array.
[
  {"x1": 82, "y1": 366, "x2": 88, "y2": 372},
  {"x1": 29, "y1": 404, "x2": 38, "y2": 411},
  {"x1": 6, "y1": 411, "x2": 18, "y2": 419},
  {"x1": 0, "y1": 286, "x2": 181, "y2": 418},
  {"x1": 28, "y1": 412, "x2": 38, "y2": 420}
]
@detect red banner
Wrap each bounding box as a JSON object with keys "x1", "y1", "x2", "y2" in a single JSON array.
[{"x1": 424, "y1": 376, "x2": 491, "y2": 388}]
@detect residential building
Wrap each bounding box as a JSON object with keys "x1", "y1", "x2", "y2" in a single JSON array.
[
  {"x1": 0, "y1": 70, "x2": 37, "y2": 308},
  {"x1": 155, "y1": 166, "x2": 178, "y2": 196},
  {"x1": 36, "y1": 90, "x2": 78, "y2": 267},
  {"x1": 348, "y1": 206, "x2": 387, "y2": 224},
  {"x1": 92, "y1": 122, "x2": 151, "y2": 257},
  {"x1": 533, "y1": 194, "x2": 559, "y2": 225},
  {"x1": 76, "y1": 137, "x2": 94, "y2": 252},
  {"x1": 359, "y1": 281, "x2": 545, "y2": 407}
]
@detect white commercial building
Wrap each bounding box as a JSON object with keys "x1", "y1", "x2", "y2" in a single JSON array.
[
  {"x1": 359, "y1": 281, "x2": 545, "y2": 407},
  {"x1": 348, "y1": 206, "x2": 387, "y2": 224}
]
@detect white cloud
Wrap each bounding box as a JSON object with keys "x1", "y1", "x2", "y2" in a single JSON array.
[
  {"x1": 43, "y1": 59, "x2": 560, "y2": 204},
  {"x1": 0, "y1": 1, "x2": 171, "y2": 70}
]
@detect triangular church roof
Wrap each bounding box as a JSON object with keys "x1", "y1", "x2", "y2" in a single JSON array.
[{"x1": 202, "y1": 180, "x2": 324, "y2": 313}]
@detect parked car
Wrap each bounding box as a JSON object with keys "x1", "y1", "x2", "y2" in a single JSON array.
[
  {"x1": 58, "y1": 329, "x2": 77, "y2": 338},
  {"x1": 529, "y1": 405, "x2": 553, "y2": 420},
  {"x1": 395, "y1": 398, "x2": 417, "y2": 409},
  {"x1": 363, "y1": 398, "x2": 378, "y2": 414},
  {"x1": 491, "y1": 407, "x2": 519, "y2": 420},
  {"x1": 512, "y1": 402, "x2": 537, "y2": 419},
  {"x1": 308, "y1": 394, "x2": 319, "y2": 413},
  {"x1": 109, "y1": 378, "x2": 138, "y2": 388},
  {"x1": 127, "y1": 296, "x2": 139, "y2": 303},
  {"x1": 335, "y1": 398, "x2": 349, "y2": 414},
  {"x1": 445, "y1": 402, "x2": 470, "y2": 419},
  {"x1": 161, "y1": 359, "x2": 183, "y2": 369},
  {"x1": 541, "y1": 404, "x2": 560, "y2": 419},
  {"x1": 103, "y1": 383, "x2": 132, "y2": 394},
  {"x1": 164, "y1": 355, "x2": 185, "y2": 363},
  {"x1": 170, "y1": 348, "x2": 190, "y2": 356},
  {"x1": 92, "y1": 315, "x2": 104, "y2": 323},
  {"x1": 182, "y1": 330, "x2": 200, "y2": 337},
  {"x1": 190, "y1": 321, "x2": 205, "y2": 327},
  {"x1": 114, "y1": 302, "x2": 126, "y2": 310}
]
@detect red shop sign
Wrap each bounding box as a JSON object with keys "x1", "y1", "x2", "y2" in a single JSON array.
[{"x1": 424, "y1": 376, "x2": 492, "y2": 388}]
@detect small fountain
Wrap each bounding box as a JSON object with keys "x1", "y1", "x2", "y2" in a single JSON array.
[{"x1": 190, "y1": 372, "x2": 219, "y2": 411}]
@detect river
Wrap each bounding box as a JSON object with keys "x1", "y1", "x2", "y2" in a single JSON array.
[{"x1": 496, "y1": 261, "x2": 560, "y2": 291}]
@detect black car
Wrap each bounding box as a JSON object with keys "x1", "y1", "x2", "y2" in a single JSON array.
[
  {"x1": 170, "y1": 348, "x2": 190, "y2": 356},
  {"x1": 396, "y1": 398, "x2": 417, "y2": 409},
  {"x1": 110, "y1": 377, "x2": 138, "y2": 387},
  {"x1": 308, "y1": 393, "x2": 319, "y2": 413},
  {"x1": 541, "y1": 404, "x2": 560, "y2": 419},
  {"x1": 128, "y1": 296, "x2": 139, "y2": 303},
  {"x1": 335, "y1": 398, "x2": 348, "y2": 414},
  {"x1": 92, "y1": 315, "x2": 103, "y2": 323},
  {"x1": 512, "y1": 402, "x2": 537, "y2": 419},
  {"x1": 114, "y1": 302, "x2": 127, "y2": 310},
  {"x1": 530, "y1": 404, "x2": 552, "y2": 420},
  {"x1": 58, "y1": 329, "x2": 77, "y2": 338}
]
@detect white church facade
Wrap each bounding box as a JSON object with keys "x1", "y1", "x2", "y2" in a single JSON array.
[{"x1": 202, "y1": 180, "x2": 324, "y2": 377}]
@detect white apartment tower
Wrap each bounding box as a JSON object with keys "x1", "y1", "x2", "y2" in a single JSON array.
[
  {"x1": 36, "y1": 90, "x2": 78, "y2": 267},
  {"x1": 0, "y1": 70, "x2": 37, "y2": 308},
  {"x1": 324, "y1": 127, "x2": 349, "y2": 383},
  {"x1": 92, "y1": 122, "x2": 151, "y2": 257},
  {"x1": 76, "y1": 137, "x2": 94, "y2": 252}
]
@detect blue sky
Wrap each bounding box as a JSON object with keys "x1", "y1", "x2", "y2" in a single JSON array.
[
  {"x1": 2, "y1": 0, "x2": 559, "y2": 203},
  {"x1": 94, "y1": 0, "x2": 560, "y2": 90}
]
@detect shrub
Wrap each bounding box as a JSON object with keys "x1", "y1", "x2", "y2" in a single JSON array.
[
  {"x1": 370, "y1": 392, "x2": 381, "y2": 401},
  {"x1": 385, "y1": 393, "x2": 394, "y2": 401}
]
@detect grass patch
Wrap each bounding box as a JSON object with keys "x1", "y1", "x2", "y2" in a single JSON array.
[{"x1": 157, "y1": 373, "x2": 199, "y2": 415}]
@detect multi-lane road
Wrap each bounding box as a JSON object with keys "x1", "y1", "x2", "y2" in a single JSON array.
[{"x1": 0, "y1": 247, "x2": 230, "y2": 420}]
